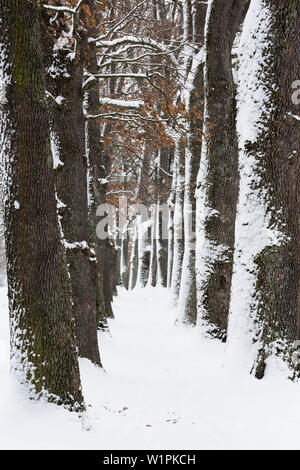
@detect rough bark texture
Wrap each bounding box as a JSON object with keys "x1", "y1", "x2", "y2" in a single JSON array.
[
  {"x1": 156, "y1": 204, "x2": 168, "y2": 287},
  {"x1": 179, "y1": 0, "x2": 206, "y2": 325},
  {"x1": 129, "y1": 221, "x2": 139, "y2": 290},
  {"x1": 0, "y1": 0, "x2": 84, "y2": 409},
  {"x1": 149, "y1": 206, "x2": 157, "y2": 288},
  {"x1": 121, "y1": 232, "x2": 129, "y2": 290},
  {"x1": 85, "y1": 0, "x2": 115, "y2": 327},
  {"x1": 171, "y1": 139, "x2": 185, "y2": 303},
  {"x1": 156, "y1": 148, "x2": 170, "y2": 288},
  {"x1": 250, "y1": 0, "x2": 300, "y2": 378},
  {"x1": 137, "y1": 222, "x2": 151, "y2": 288},
  {"x1": 85, "y1": 35, "x2": 111, "y2": 329},
  {"x1": 44, "y1": 4, "x2": 101, "y2": 365},
  {"x1": 197, "y1": 0, "x2": 249, "y2": 339},
  {"x1": 86, "y1": 94, "x2": 109, "y2": 330},
  {"x1": 167, "y1": 196, "x2": 175, "y2": 289}
]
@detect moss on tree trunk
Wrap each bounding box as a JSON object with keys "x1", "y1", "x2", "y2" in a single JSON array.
[{"x1": 0, "y1": 0, "x2": 84, "y2": 410}]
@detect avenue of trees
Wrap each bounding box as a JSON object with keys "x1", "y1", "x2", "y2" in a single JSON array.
[{"x1": 0, "y1": 0, "x2": 299, "y2": 410}]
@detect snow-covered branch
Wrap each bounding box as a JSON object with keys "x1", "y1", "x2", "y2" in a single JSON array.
[
  {"x1": 42, "y1": 0, "x2": 84, "y2": 15},
  {"x1": 99, "y1": 98, "x2": 143, "y2": 109},
  {"x1": 95, "y1": 0, "x2": 148, "y2": 41},
  {"x1": 92, "y1": 35, "x2": 179, "y2": 68}
]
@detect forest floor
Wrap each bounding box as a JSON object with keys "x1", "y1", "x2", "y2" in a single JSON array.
[{"x1": 1, "y1": 285, "x2": 300, "y2": 449}]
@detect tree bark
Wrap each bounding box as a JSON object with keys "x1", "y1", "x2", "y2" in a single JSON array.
[
  {"x1": 250, "y1": 0, "x2": 300, "y2": 378},
  {"x1": 45, "y1": 7, "x2": 101, "y2": 365},
  {"x1": 178, "y1": 0, "x2": 206, "y2": 325},
  {"x1": 171, "y1": 139, "x2": 185, "y2": 303},
  {"x1": 0, "y1": 0, "x2": 84, "y2": 409},
  {"x1": 148, "y1": 205, "x2": 157, "y2": 287},
  {"x1": 129, "y1": 220, "x2": 139, "y2": 290},
  {"x1": 156, "y1": 148, "x2": 170, "y2": 288},
  {"x1": 196, "y1": 0, "x2": 249, "y2": 340},
  {"x1": 120, "y1": 228, "x2": 129, "y2": 290},
  {"x1": 137, "y1": 221, "x2": 151, "y2": 287}
]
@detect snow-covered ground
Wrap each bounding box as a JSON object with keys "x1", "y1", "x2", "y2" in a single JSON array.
[{"x1": 1, "y1": 285, "x2": 300, "y2": 450}]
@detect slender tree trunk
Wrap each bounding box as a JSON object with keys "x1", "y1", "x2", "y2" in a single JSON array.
[
  {"x1": 137, "y1": 221, "x2": 151, "y2": 288},
  {"x1": 85, "y1": 58, "x2": 111, "y2": 329},
  {"x1": 0, "y1": 0, "x2": 84, "y2": 409},
  {"x1": 196, "y1": 0, "x2": 249, "y2": 340},
  {"x1": 129, "y1": 219, "x2": 139, "y2": 290},
  {"x1": 148, "y1": 204, "x2": 157, "y2": 287},
  {"x1": 156, "y1": 149, "x2": 169, "y2": 288},
  {"x1": 120, "y1": 227, "x2": 129, "y2": 290},
  {"x1": 178, "y1": 0, "x2": 206, "y2": 325},
  {"x1": 167, "y1": 179, "x2": 175, "y2": 289},
  {"x1": 103, "y1": 240, "x2": 115, "y2": 318},
  {"x1": 156, "y1": 201, "x2": 168, "y2": 288},
  {"x1": 179, "y1": 131, "x2": 201, "y2": 324},
  {"x1": 84, "y1": 0, "x2": 115, "y2": 327},
  {"x1": 86, "y1": 95, "x2": 108, "y2": 329},
  {"x1": 171, "y1": 139, "x2": 185, "y2": 303}
]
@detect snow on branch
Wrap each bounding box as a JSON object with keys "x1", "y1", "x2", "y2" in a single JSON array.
[
  {"x1": 85, "y1": 111, "x2": 167, "y2": 124},
  {"x1": 91, "y1": 35, "x2": 178, "y2": 68},
  {"x1": 42, "y1": 0, "x2": 84, "y2": 15},
  {"x1": 82, "y1": 72, "x2": 151, "y2": 90},
  {"x1": 45, "y1": 90, "x2": 65, "y2": 107},
  {"x1": 86, "y1": 72, "x2": 148, "y2": 80},
  {"x1": 99, "y1": 98, "x2": 143, "y2": 109},
  {"x1": 96, "y1": 0, "x2": 148, "y2": 41},
  {"x1": 287, "y1": 112, "x2": 300, "y2": 122}
]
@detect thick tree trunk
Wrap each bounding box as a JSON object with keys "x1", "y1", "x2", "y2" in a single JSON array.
[
  {"x1": 227, "y1": 0, "x2": 300, "y2": 379},
  {"x1": 0, "y1": 0, "x2": 84, "y2": 409},
  {"x1": 196, "y1": 0, "x2": 249, "y2": 340},
  {"x1": 49, "y1": 47, "x2": 101, "y2": 365}
]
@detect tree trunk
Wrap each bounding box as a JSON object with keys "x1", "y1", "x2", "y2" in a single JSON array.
[
  {"x1": 49, "y1": 39, "x2": 101, "y2": 365},
  {"x1": 103, "y1": 241, "x2": 115, "y2": 318},
  {"x1": 85, "y1": 63, "x2": 111, "y2": 329},
  {"x1": 178, "y1": 0, "x2": 206, "y2": 325},
  {"x1": 156, "y1": 201, "x2": 168, "y2": 287},
  {"x1": 167, "y1": 187, "x2": 175, "y2": 289},
  {"x1": 227, "y1": 0, "x2": 300, "y2": 379},
  {"x1": 148, "y1": 205, "x2": 157, "y2": 287},
  {"x1": 156, "y1": 148, "x2": 169, "y2": 288},
  {"x1": 196, "y1": 0, "x2": 249, "y2": 340},
  {"x1": 171, "y1": 139, "x2": 185, "y2": 303},
  {"x1": 137, "y1": 221, "x2": 151, "y2": 287},
  {"x1": 120, "y1": 229, "x2": 129, "y2": 290},
  {"x1": 129, "y1": 220, "x2": 139, "y2": 290},
  {"x1": 0, "y1": 0, "x2": 84, "y2": 410}
]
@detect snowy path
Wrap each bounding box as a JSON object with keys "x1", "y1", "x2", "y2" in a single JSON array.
[{"x1": 1, "y1": 286, "x2": 300, "y2": 449}]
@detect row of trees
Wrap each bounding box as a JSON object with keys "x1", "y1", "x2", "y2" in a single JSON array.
[
  {"x1": 112, "y1": 0, "x2": 300, "y2": 379},
  {"x1": 0, "y1": 0, "x2": 299, "y2": 410}
]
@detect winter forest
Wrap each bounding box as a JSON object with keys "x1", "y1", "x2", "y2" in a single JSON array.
[{"x1": 0, "y1": 0, "x2": 299, "y2": 451}]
